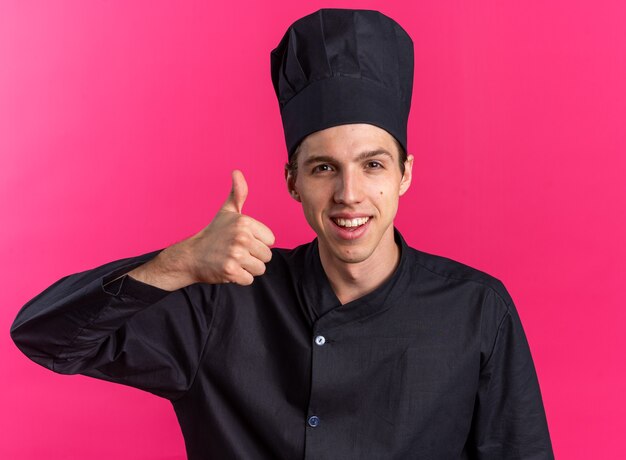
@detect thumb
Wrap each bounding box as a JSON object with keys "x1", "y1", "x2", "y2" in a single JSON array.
[{"x1": 221, "y1": 169, "x2": 248, "y2": 213}]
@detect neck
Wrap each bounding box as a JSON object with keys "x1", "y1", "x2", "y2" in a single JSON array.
[{"x1": 318, "y1": 227, "x2": 400, "y2": 305}]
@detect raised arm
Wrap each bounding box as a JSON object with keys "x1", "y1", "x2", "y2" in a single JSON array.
[{"x1": 10, "y1": 170, "x2": 275, "y2": 400}]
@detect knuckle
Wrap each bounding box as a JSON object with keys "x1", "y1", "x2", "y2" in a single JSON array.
[
  {"x1": 222, "y1": 260, "x2": 239, "y2": 276},
  {"x1": 232, "y1": 248, "x2": 247, "y2": 262},
  {"x1": 233, "y1": 215, "x2": 249, "y2": 230},
  {"x1": 233, "y1": 232, "x2": 249, "y2": 246},
  {"x1": 226, "y1": 240, "x2": 245, "y2": 258}
]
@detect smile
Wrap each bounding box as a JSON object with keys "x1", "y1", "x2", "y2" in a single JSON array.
[{"x1": 332, "y1": 217, "x2": 370, "y2": 228}]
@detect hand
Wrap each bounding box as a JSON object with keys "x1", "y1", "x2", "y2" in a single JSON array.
[{"x1": 180, "y1": 170, "x2": 276, "y2": 286}]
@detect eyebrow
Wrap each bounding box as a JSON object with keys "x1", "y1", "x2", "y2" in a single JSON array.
[{"x1": 303, "y1": 149, "x2": 393, "y2": 166}]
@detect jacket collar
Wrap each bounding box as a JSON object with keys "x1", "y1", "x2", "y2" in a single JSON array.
[{"x1": 299, "y1": 227, "x2": 411, "y2": 329}]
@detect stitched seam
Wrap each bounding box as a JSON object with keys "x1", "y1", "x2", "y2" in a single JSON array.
[
  {"x1": 170, "y1": 283, "x2": 221, "y2": 403},
  {"x1": 481, "y1": 308, "x2": 510, "y2": 371},
  {"x1": 52, "y1": 292, "x2": 158, "y2": 368},
  {"x1": 281, "y1": 74, "x2": 392, "y2": 110},
  {"x1": 352, "y1": 12, "x2": 361, "y2": 79},
  {"x1": 412, "y1": 259, "x2": 513, "y2": 311},
  {"x1": 53, "y1": 299, "x2": 113, "y2": 368},
  {"x1": 319, "y1": 10, "x2": 332, "y2": 74},
  {"x1": 52, "y1": 253, "x2": 166, "y2": 370}
]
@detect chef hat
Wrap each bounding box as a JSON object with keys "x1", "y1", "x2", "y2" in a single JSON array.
[{"x1": 270, "y1": 8, "x2": 414, "y2": 158}]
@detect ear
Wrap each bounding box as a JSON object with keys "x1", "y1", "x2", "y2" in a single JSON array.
[
  {"x1": 398, "y1": 154, "x2": 414, "y2": 196},
  {"x1": 284, "y1": 165, "x2": 301, "y2": 202}
]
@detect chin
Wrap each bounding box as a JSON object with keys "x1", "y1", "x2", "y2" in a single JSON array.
[{"x1": 332, "y1": 245, "x2": 374, "y2": 264}]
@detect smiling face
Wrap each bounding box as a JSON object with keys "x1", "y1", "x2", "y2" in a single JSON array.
[{"x1": 286, "y1": 123, "x2": 413, "y2": 269}]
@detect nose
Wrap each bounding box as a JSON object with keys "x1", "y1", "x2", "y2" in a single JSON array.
[{"x1": 333, "y1": 168, "x2": 363, "y2": 204}]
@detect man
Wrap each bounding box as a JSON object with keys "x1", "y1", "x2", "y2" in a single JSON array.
[{"x1": 11, "y1": 8, "x2": 553, "y2": 459}]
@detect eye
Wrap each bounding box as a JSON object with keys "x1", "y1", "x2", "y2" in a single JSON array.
[
  {"x1": 366, "y1": 160, "x2": 383, "y2": 169},
  {"x1": 312, "y1": 164, "x2": 334, "y2": 173}
]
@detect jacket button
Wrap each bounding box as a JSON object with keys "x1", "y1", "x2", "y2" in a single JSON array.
[
  {"x1": 314, "y1": 335, "x2": 326, "y2": 346},
  {"x1": 308, "y1": 415, "x2": 320, "y2": 427}
]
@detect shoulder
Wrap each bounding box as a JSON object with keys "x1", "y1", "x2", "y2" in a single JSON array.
[
  {"x1": 403, "y1": 245, "x2": 514, "y2": 309},
  {"x1": 261, "y1": 241, "x2": 314, "y2": 280},
  {"x1": 270, "y1": 242, "x2": 311, "y2": 261},
  {"x1": 269, "y1": 242, "x2": 311, "y2": 266},
  {"x1": 402, "y1": 246, "x2": 518, "y2": 345}
]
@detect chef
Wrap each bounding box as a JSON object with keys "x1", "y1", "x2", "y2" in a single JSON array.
[{"x1": 11, "y1": 8, "x2": 553, "y2": 459}]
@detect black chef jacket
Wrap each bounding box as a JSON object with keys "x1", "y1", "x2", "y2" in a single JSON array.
[{"x1": 11, "y1": 229, "x2": 553, "y2": 459}]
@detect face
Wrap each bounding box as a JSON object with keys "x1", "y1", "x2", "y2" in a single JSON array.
[{"x1": 286, "y1": 123, "x2": 413, "y2": 267}]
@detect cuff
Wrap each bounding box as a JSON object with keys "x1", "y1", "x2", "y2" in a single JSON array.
[
  {"x1": 103, "y1": 274, "x2": 173, "y2": 303},
  {"x1": 100, "y1": 248, "x2": 173, "y2": 303}
]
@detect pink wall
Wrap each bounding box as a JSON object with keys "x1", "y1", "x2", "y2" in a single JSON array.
[{"x1": 1, "y1": 1, "x2": 624, "y2": 458}]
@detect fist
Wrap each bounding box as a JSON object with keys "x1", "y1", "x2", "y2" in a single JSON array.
[{"x1": 184, "y1": 170, "x2": 276, "y2": 286}]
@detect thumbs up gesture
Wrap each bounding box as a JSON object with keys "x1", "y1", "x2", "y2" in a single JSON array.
[
  {"x1": 179, "y1": 170, "x2": 276, "y2": 286},
  {"x1": 126, "y1": 170, "x2": 275, "y2": 290}
]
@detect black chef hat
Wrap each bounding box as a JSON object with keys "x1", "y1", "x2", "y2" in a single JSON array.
[{"x1": 270, "y1": 8, "x2": 414, "y2": 158}]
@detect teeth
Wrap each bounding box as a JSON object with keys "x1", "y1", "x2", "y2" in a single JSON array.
[{"x1": 334, "y1": 217, "x2": 369, "y2": 228}]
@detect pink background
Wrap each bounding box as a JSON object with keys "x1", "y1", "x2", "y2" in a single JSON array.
[{"x1": 1, "y1": 0, "x2": 624, "y2": 458}]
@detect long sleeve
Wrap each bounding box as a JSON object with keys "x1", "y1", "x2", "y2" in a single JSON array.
[
  {"x1": 464, "y1": 287, "x2": 554, "y2": 459},
  {"x1": 10, "y1": 249, "x2": 217, "y2": 401}
]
